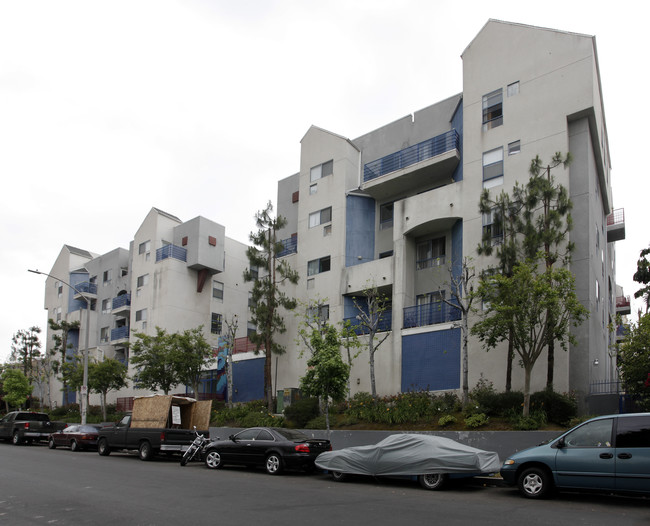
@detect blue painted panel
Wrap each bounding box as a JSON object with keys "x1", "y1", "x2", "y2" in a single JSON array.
[
  {"x1": 401, "y1": 328, "x2": 461, "y2": 392},
  {"x1": 68, "y1": 272, "x2": 89, "y2": 313},
  {"x1": 451, "y1": 101, "x2": 463, "y2": 182},
  {"x1": 67, "y1": 330, "x2": 80, "y2": 358},
  {"x1": 345, "y1": 195, "x2": 375, "y2": 267},
  {"x1": 233, "y1": 358, "x2": 265, "y2": 403}
]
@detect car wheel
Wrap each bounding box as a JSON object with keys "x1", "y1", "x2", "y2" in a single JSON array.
[
  {"x1": 12, "y1": 431, "x2": 23, "y2": 445},
  {"x1": 331, "y1": 471, "x2": 348, "y2": 482},
  {"x1": 70, "y1": 439, "x2": 79, "y2": 452},
  {"x1": 48, "y1": 438, "x2": 56, "y2": 449},
  {"x1": 418, "y1": 473, "x2": 447, "y2": 491},
  {"x1": 97, "y1": 438, "x2": 111, "y2": 456},
  {"x1": 138, "y1": 441, "x2": 154, "y2": 461},
  {"x1": 518, "y1": 467, "x2": 552, "y2": 499},
  {"x1": 265, "y1": 453, "x2": 283, "y2": 475},
  {"x1": 204, "y1": 450, "x2": 223, "y2": 469}
]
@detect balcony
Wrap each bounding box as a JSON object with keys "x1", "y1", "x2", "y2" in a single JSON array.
[
  {"x1": 73, "y1": 281, "x2": 97, "y2": 300},
  {"x1": 156, "y1": 244, "x2": 187, "y2": 263},
  {"x1": 607, "y1": 208, "x2": 625, "y2": 242},
  {"x1": 277, "y1": 236, "x2": 297, "y2": 258},
  {"x1": 111, "y1": 325, "x2": 130, "y2": 343},
  {"x1": 403, "y1": 301, "x2": 461, "y2": 329},
  {"x1": 362, "y1": 130, "x2": 460, "y2": 200},
  {"x1": 112, "y1": 293, "x2": 131, "y2": 316},
  {"x1": 343, "y1": 310, "x2": 392, "y2": 335},
  {"x1": 616, "y1": 295, "x2": 631, "y2": 315}
]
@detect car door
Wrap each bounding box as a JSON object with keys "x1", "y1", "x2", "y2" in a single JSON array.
[
  {"x1": 554, "y1": 417, "x2": 616, "y2": 491},
  {"x1": 228, "y1": 429, "x2": 262, "y2": 464},
  {"x1": 614, "y1": 415, "x2": 650, "y2": 493}
]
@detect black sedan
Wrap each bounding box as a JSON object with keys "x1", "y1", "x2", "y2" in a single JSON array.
[
  {"x1": 203, "y1": 427, "x2": 331, "y2": 475},
  {"x1": 48, "y1": 424, "x2": 101, "y2": 451}
]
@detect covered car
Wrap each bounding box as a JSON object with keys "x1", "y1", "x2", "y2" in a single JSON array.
[{"x1": 315, "y1": 433, "x2": 501, "y2": 490}]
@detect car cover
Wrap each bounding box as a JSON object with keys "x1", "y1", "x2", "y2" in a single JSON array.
[{"x1": 315, "y1": 434, "x2": 501, "y2": 476}]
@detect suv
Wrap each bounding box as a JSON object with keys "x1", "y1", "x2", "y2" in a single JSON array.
[{"x1": 501, "y1": 413, "x2": 650, "y2": 498}]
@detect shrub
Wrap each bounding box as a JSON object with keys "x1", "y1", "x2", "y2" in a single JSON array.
[
  {"x1": 438, "y1": 414, "x2": 457, "y2": 427},
  {"x1": 464, "y1": 413, "x2": 489, "y2": 428},
  {"x1": 510, "y1": 410, "x2": 547, "y2": 430},
  {"x1": 283, "y1": 397, "x2": 320, "y2": 428},
  {"x1": 305, "y1": 415, "x2": 328, "y2": 429},
  {"x1": 530, "y1": 388, "x2": 577, "y2": 426}
]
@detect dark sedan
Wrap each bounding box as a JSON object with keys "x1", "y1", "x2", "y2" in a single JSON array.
[
  {"x1": 48, "y1": 425, "x2": 101, "y2": 451},
  {"x1": 203, "y1": 427, "x2": 331, "y2": 475}
]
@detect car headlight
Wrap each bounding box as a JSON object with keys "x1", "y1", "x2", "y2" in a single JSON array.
[{"x1": 503, "y1": 459, "x2": 515, "y2": 466}]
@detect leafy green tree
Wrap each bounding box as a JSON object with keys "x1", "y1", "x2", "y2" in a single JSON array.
[
  {"x1": 633, "y1": 246, "x2": 650, "y2": 314},
  {"x1": 300, "y1": 324, "x2": 350, "y2": 436},
  {"x1": 10, "y1": 326, "x2": 42, "y2": 379},
  {"x1": 173, "y1": 326, "x2": 215, "y2": 399},
  {"x1": 130, "y1": 327, "x2": 179, "y2": 394},
  {"x1": 618, "y1": 313, "x2": 650, "y2": 410},
  {"x1": 472, "y1": 260, "x2": 587, "y2": 416},
  {"x1": 2, "y1": 368, "x2": 32, "y2": 409},
  {"x1": 244, "y1": 202, "x2": 299, "y2": 412},
  {"x1": 88, "y1": 359, "x2": 128, "y2": 420}
]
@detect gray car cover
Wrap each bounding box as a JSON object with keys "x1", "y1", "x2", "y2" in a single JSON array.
[{"x1": 315, "y1": 434, "x2": 501, "y2": 476}]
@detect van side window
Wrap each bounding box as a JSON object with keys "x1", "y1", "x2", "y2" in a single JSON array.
[
  {"x1": 616, "y1": 416, "x2": 650, "y2": 448},
  {"x1": 564, "y1": 418, "x2": 613, "y2": 447}
]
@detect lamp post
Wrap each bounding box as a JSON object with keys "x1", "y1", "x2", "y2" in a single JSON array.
[{"x1": 29, "y1": 269, "x2": 91, "y2": 425}]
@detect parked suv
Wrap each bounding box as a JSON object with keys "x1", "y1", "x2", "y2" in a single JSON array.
[{"x1": 501, "y1": 413, "x2": 650, "y2": 498}]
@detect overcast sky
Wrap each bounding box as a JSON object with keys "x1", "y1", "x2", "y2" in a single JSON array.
[{"x1": 1, "y1": 0, "x2": 648, "y2": 362}]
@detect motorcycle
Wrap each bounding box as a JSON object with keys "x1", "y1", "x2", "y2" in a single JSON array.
[{"x1": 180, "y1": 427, "x2": 209, "y2": 466}]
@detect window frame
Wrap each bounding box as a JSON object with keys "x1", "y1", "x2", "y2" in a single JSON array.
[
  {"x1": 307, "y1": 256, "x2": 331, "y2": 276},
  {"x1": 310, "y1": 160, "x2": 333, "y2": 183},
  {"x1": 309, "y1": 206, "x2": 332, "y2": 228},
  {"x1": 483, "y1": 147, "x2": 504, "y2": 189},
  {"x1": 482, "y1": 89, "x2": 503, "y2": 130}
]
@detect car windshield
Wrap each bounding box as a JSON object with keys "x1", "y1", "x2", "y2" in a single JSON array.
[
  {"x1": 274, "y1": 428, "x2": 309, "y2": 441},
  {"x1": 79, "y1": 425, "x2": 100, "y2": 433}
]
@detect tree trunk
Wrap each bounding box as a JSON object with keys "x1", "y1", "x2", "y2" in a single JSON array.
[
  {"x1": 505, "y1": 327, "x2": 514, "y2": 392},
  {"x1": 227, "y1": 353, "x2": 233, "y2": 408},
  {"x1": 546, "y1": 311, "x2": 555, "y2": 390},
  {"x1": 462, "y1": 315, "x2": 469, "y2": 406},
  {"x1": 369, "y1": 344, "x2": 376, "y2": 398},
  {"x1": 523, "y1": 366, "x2": 532, "y2": 417}
]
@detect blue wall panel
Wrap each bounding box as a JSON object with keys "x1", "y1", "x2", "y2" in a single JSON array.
[
  {"x1": 401, "y1": 328, "x2": 461, "y2": 392},
  {"x1": 69, "y1": 271, "x2": 89, "y2": 313},
  {"x1": 233, "y1": 358, "x2": 265, "y2": 403},
  {"x1": 451, "y1": 220, "x2": 463, "y2": 290},
  {"x1": 345, "y1": 195, "x2": 375, "y2": 267}
]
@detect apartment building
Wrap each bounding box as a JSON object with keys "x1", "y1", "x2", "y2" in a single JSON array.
[{"x1": 272, "y1": 20, "x2": 626, "y2": 412}]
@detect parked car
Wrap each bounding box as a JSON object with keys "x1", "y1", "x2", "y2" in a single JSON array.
[
  {"x1": 48, "y1": 424, "x2": 101, "y2": 451},
  {"x1": 315, "y1": 434, "x2": 501, "y2": 490},
  {"x1": 203, "y1": 427, "x2": 331, "y2": 475},
  {"x1": 0, "y1": 411, "x2": 66, "y2": 445},
  {"x1": 500, "y1": 413, "x2": 650, "y2": 499}
]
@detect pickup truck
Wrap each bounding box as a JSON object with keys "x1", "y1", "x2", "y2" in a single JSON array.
[
  {"x1": 96, "y1": 395, "x2": 212, "y2": 461},
  {"x1": 0, "y1": 411, "x2": 66, "y2": 445}
]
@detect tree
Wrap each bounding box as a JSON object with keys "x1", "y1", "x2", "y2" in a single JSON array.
[
  {"x1": 633, "y1": 246, "x2": 650, "y2": 314},
  {"x1": 244, "y1": 202, "x2": 299, "y2": 412},
  {"x1": 440, "y1": 258, "x2": 476, "y2": 406},
  {"x1": 222, "y1": 315, "x2": 239, "y2": 408},
  {"x1": 48, "y1": 318, "x2": 80, "y2": 405},
  {"x1": 10, "y1": 326, "x2": 42, "y2": 380},
  {"x1": 88, "y1": 358, "x2": 128, "y2": 420},
  {"x1": 618, "y1": 313, "x2": 650, "y2": 410},
  {"x1": 351, "y1": 283, "x2": 391, "y2": 398},
  {"x1": 2, "y1": 368, "x2": 32, "y2": 409},
  {"x1": 173, "y1": 326, "x2": 215, "y2": 398},
  {"x1": 130, "y1": 327, "x2": 179, "y2": 394},
  {"x1": 472, "y1": 260, "x2": 588, "y2": 416},
  {"x1": 299, "y1": 324, "x2": 350, "y2": 437}
]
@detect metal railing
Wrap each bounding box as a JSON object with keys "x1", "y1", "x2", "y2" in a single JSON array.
[
  {"x1": 112, "y1": 293, "x2": 131, "y2": 310},
  {"x1": 403, "y1": 301, "x2": 461, "y2": 329},
  {"x1": 343, "y1": 310, "x2": 392, "y2": 335},
  {"x1": 363, "y1": 129, "x2": 459, "y2": 182},
  {"x1": 111, "y1": 326, "x2": 129, "y2": 341},
  {"x1": 75, "y1": 281, "x2": 98, "y2": 295},
  {"x1": 589, "y1": 380, "x2": 621, "y2": 395},
  {"x1": 616, "y1": 296, "x2": 630, "y2": 309},
  {"x1": 277, "y1": 236, "x2": 298, "y2": 257},
  {"x1": 607, "y1": 208, "x2": 625, "y2": 226},
  {"x1": 156, "y1": 244, "x2": 187, "y2": 263}
]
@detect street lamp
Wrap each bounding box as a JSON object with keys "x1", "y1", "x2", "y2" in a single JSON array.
[{"x1": 28, "y1": 269, "x2": 91, "y2": 425}]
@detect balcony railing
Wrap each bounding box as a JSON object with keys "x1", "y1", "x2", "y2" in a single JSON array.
[
  {"x1": 74, "y1": 281, "x2": 98, "y2": 296},
  {"x1": 343, "y1": 310, "x2": 392, "y2": 335},
  {"x1": 111, "y1": 326, "x2": 130, "y2": 341},
  {"x1": 363, "y1": 129, "x2": 459, "y2": 183},
  {"x1": 112, "y1": 293, "x2": 131, "y2": 310},
  {"x1": 616, "y1": 296, "x2": 631, "y2": 315},
  {"x1": 403, "y1": 301, "x2": 461, "y2": 329},
  {"x1": 607, "y1": 208, "x2": 625, "y2": 226},
  {"x1": 277, "y1": 236, "x2": 298, "y2": 258},
  {"x1": 156, "y1": 244, "x2": 187, "y2": 263}
]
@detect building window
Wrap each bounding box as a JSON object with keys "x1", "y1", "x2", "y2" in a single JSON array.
[
  {"x1": 309, "y1": 184, "x2": 318, "y2": 195},
  {"x1": 56, "y1": 307, "x2": 62, "y2": 322},
  {"x1": 247, "y1": 322, "x2": 256, "y2": 338},
  {"x1": 307, "y1": 256, "x2": 331, "y2": 276},
  {"x1": 248, "y1": 291, "x2": 254, "y2": 309},
  {"x1": 307, "y1": 278, "x2": 315, "y2": 289},
  {"x1": 483, "y1": 147, "x2": 504, "y2": 189},
  {"x1": 292, "y1": 190, "x2": 299, "y2": 203},
  {"x1": 379, "y1": 250, "x2": 393, "y2": 259},
  {"x1": 103, "y1": 269, "x2": 112, "y2": 286},
  {"x1": 249, "y1": 266, "x2": 259, "y2": 280},
  {"x1": 507, "y1": 81, "x2": 519, "y2": 97},
  {"x1": 55, "y1": 281, "x2": 63, "y2": 298},
  {"x1": 213, "y1": 281, "x2": 224, "y2": 301},
  {"x1": 120, "y1": 267, "x2": 128, "y2": 277},
  {"x1": 482, "y1": 89, "x2": 503, "y2": 130},
  {"x1": 380, "y1": 202, "x2": 394, "y2": 230},
  {"x1": 323, "y1": 224, "x2": 332, "y2": 237},
  {"x1": 508, "y1": 140, "x2": 520, "y2": 155},
  {"x1": 211, "y1": 313, "x2": 222, "y2": 335},
  {"x1": 310, "y1": 160, "x2": 333, "y2": 182},
  {"x1": 100, "y1": 327, "x2": 110, "y2": 343},
  {"x1": 135, "y1": 309, "x2": 147, "y2": 322},
  {"x1": 101, "y1": 299, "x2": 111, "y2": 314},
  {"x1": 416, "y1": 237, "x2": 445, "y2": 270},
  {"x1": 482, "y1": 209, "x2": 504, "y2": 246},
  {"x1": 136, "y1": 274, "x2": 149, "y2": 288},
  {"x1": 309, "y1": 207, "x2": 332, "y2": 228},
  {"x1": 138, "y1": 240, "x2": 151, "y2": 255},
  {"x1": 307, "y1": 304, "x2": 329, "y2": 324}
]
